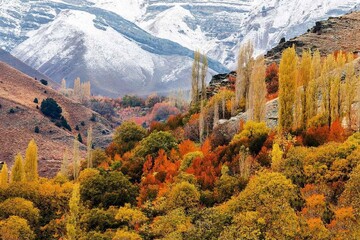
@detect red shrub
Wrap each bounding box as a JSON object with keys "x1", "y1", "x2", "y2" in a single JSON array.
[{"x1": 265, "y1": 62, "x2": 279, "y2": 95}]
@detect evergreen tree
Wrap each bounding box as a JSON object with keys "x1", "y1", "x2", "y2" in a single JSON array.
[
  {"x1": 66, "y1": 183, "x2": 81, "y2": 240},
  {"x1": 11, "y1": 153, "x2": 25, "y2": 182},
  {"x1": 77, "y1": 133, "x2": 83, "y2": 143},
  {"x1": 279, "y1": 46, "x2": 297, "y2": 131},
  {"x1": 86, "y1": 126, "x2": 93, "y2": 168},
  {"x1": 0, "y1": 162, "x2": 8, "y2": 188},
  {"x1": 24, "y1": 139, "x2": 38, "y2": 181}
]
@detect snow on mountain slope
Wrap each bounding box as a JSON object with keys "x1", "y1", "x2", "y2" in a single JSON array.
[
  {"x1": 88, "y1": 0, "x2": 146, "y2": 22},
  {"x1": 137, "y1": 0, "x2": 360, "y2": 68},
  {"x1": 139, "y1": 4, "x2": 216, "y2": 52},
  {"x1": 1, "y1": 1, "x2": 226, "y2": 96},
  {"x1": 1, "y1": 0, "x2": 359, "y2": 96},
  {"x1": 11, "y1": 9, "x2": 221, "y2": 96}
]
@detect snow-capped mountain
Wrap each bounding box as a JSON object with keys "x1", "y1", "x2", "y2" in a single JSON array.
[
  {"x1": 0, "y1": 0, "x2": 359, "y2": 96},
  {"x1": 136, "y1": 0, "x2": 360, "y2": 68},
  {"x1": 0, "y1": 0, "x2": 226, "y2": 96}
]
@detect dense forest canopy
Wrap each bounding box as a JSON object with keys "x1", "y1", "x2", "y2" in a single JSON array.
[{"x1": 0, "y1": 43, "x2": 359, "y2": 239}]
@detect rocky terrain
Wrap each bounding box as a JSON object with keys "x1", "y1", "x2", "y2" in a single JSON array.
[
  {"x1": 0, "y1": 62, "x2": 113, "y2": 177},
  {"x1": 215, "y1": 12, "x2": 360, "y2": 139},
  {"x1": 266, "y1": 11, "x2": 360, "y2": 62}
]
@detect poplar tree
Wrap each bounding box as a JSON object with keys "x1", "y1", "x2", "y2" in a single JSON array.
[
  {"x1": 307, "y1": 50, "x2": 322, "y2": 123},
  {"x1": 235, "y1": 41, "x2": 254, "y2": 109},
  {"x1": 199, "y1": 100, "x2": 205, "y2": 143},
  {"x1": 11, "y1": 153, "x2": 25, "y2": 182},
  {"x1": 201, "y1": 53, "x2": 208, "y2": 102},
  {"x1": 343, "y1": 54, "x2": 357, "y2": 129},
  {"x1": 248, "y1": 56, "x2": 266, "y2": 122},
  {"x1": 61, "y1": 148, "x2": 69, "y2": 177},
  {"x1": 73, "y1": 139, "x2": 80, "y2": 180},
  {"x1": 73, "y1": 77, "x2": 81, "y2": 97},
  {"x1": 279, "y1": 46, "x2": 297, "y2": 131},
  {"x1": 86, "y1": 126, "x2": 93, "y2": 168},
  {"x1": 66, "y1": 183, "x2": 81, "y2": 240},
  {"x1": 24, "y1": 139, "x2": 38, "y2": 181},
  {"x1": 231, "y1": 97, "x2": 236, "y2": 117},
  {"x1": 0, "y1": 162, "x2": 8, "y2": 188},
  {"x1": 191, "y1": 50, "x2": 201, "y2": 107},
  {"x1": 299, "y1": 50, "x2": 312, "y2": 128},
  {"x1": 222, "y1": 94, "x2": 226, "y2": 119},
  {"x1": 61, "y1": 79, "x2": 66, "y2": 91},
  {"x1": 213, "y1": 100, "x2": 219, "y2": 129},
  {"x1": 191, "y1": 51, "x2": 208, "y2": 108}
]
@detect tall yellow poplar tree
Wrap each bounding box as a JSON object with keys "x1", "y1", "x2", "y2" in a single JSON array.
[
  {"x1": 0, "y1": 162, "x2": 9, "y2": 187},
  {"x1": 306, "y1": 50, "x2": 322, "y2": 123},
  {"x1": 25, "y1": 139, "x2": 38, "y2": 181},
  {"x1": 73, "y1": 139, "x2": 80, "y2": 180},
  {"x1": 66, "y1": 183, "x2": 81, "y2": 240},
  {"x1": 248, "y1": 56, "x2": 266, "y2": 122},
  {"x1": 191, "y1": 50, "x2": 201, "y2": 107},
  {"x1": 235, "y1": 41, "x2": 254, "y2": 109},
  {"x1": 201, "y1": 53, "x2": 208, "y2": 102},
  {"x1": 11, "y1": 153, "x2": 25, "y2": 182},
  {"x1": 299, "y1": 50, "x2": 312, "y2": 128},
  {"x1": 87, "y1": 126, "x2": 93, "y2": 168},
  {"x1": 279, "y1": 46, "x2": 297, "y2": 131},
  {"x1": 321, "y1": 54, "x2": 339, "y2": 127},
  {"x1": 343, "y1": 54, "x2": 357, "y2": 129}
]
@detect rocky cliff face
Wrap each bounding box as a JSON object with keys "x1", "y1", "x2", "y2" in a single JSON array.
[{"x1": 265, "y1": 11, "x2": 360, "y2": 62}]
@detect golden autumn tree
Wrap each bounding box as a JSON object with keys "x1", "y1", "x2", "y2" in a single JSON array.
[
  {"x1": 298, "y1": 49, "x2": 312, "y2": 128},
  {"x1": 191, "y1": 50, "x2": 208, "y2": 108},
  {"x1": 66, "y1": 183, "x2": 81, "y2": 240},
  {"x1": 279, "y1": 46, "x2": 297, "y2": 131},
  {"x1": 213, "y1": 99, "x2": 219, "y2": 129},
  {"x1": 24, "y1": 139, "x2": 38, "y2": 181},
  {"x1": 86, "y1": 126, "x2": 93, "y2": 168},
  {"x1": 11, "y1": 153, "x2": 25, "y2": 182},
  {"x1": 343, "y1": 54, "x2": 357, "y2": 129},
  {"x1": 73, "y1": 139, "x2": 80, "y2": 180},
  {"x1": 271, "y1": 143, "x2": 283, "y2": 172},
  {"x1": 248, "y1": 56, "x2": 266, "y2": 122},
  {"x1": 235, "y1": 41, "x2": 254, "y2": 110},
  {"x1": 0, "y1": 162, "x2": 8, "y2": 188},
  {"x1": 306, "y1": 50, "x2": 322, "y2": 123},
  {"x1": 201, "y1": 52, "x2": 208, "y2": 102}
]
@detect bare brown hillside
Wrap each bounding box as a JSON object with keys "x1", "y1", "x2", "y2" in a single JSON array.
[
  {"x1": 266, "y1": 11, "x2": 360, "y2": 62},
  {"x1": 0, "y1": 62, "x2": 113, "y2": 177}
]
